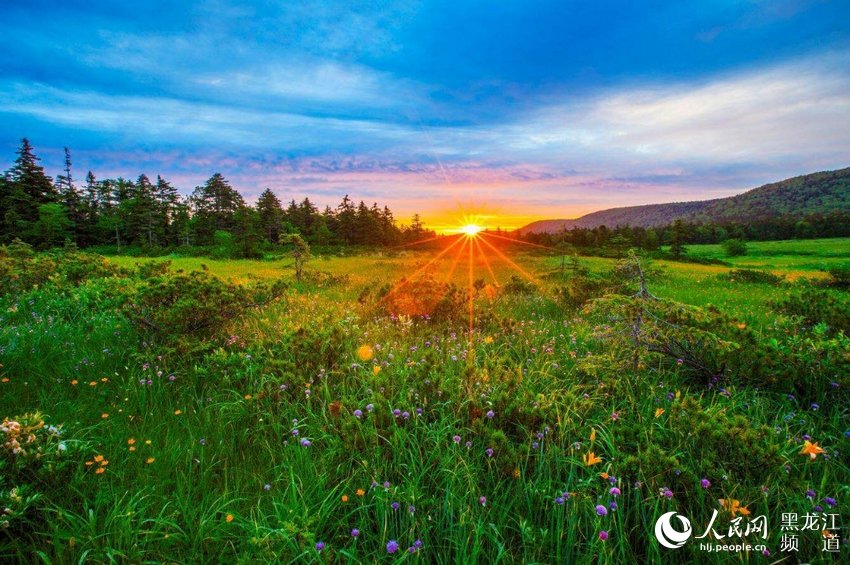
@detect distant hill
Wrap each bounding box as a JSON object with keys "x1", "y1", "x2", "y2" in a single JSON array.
[{"x1": 517, "y1": 167, "x2": 850, "y2": 234}]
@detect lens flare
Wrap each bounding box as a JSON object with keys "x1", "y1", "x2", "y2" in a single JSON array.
[{"x1": 460, "y1": 224, "x2": 483, "y2": 237}]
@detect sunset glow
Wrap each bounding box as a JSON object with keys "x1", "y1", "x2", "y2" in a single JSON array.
[{"x1": 459, "y1": 224, "x2": 483, "y2": 237}]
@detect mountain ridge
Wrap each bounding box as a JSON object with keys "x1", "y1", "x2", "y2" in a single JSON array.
[{"x1": 517, "y1": 167, "x2": 850, "y2": 234}]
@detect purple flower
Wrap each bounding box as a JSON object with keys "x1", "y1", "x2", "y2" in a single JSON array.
[
  {"x1": 609, "y1": 487, "x2": 621, "y2": 496},
  {"x1": 599, "y1": 530, "x2": 609, "y2": 541},
  {"x1": 479, "y1": 496, "x2": 487, "y2": 506},
  {"x1": 700, "y1": 478, "x2": 711, "y2": 489},
  {"x1": 402, "y1": 411, "x2": 410, "y2": 420},
  {"x1": 354, "y1": 409, "x2": 363, "y2": 419},
  {"x1": 453, "y1": 435, "x2": 462, "y2": 444},
  {"x1": 408, "y1": 505, "x2": 415, "y2": 514},
  {"x1": 393, "y1": 409, "x2": 401, "y2": 418},
  {"x1": 806, "y1": 489, "x2": 816, "y2": 499},
  {"x1": 391, "y1": 501, "x2": 400, "y2": 511},
  {"x1": 383, "y1": 481, "x2": 391, "y2": 489},
  {"x1": 291, "y1": 429, "x2": 300, "y2": 437},
  {"x1": 485, "y1": 448, "x2": 494, "y2": 458},
  {"x1": 814, "y1": 505, "x2": 824, "y2": 512},
  {"x1": 811, "y1": 403, "x2": 820, "y2": 411},
  {"x1": 300, "y1": 438, "x2": 311, "y2": 447},
  {"x1": 386, "y1": 540, "x2": 400, "y2": 554},
  {"x1": 595, "y1": 504, "x2": 608, "y2": 516},
  {"x1": 555, "y1": 497, "x2": 565, "y2": 505},
  {"x1": 486, "y1": 410, "x2": 495, "y2": 419},
  {"x1": 351, "y1": 528, "x2": 360, "y2": 537},
  {"x1": 661, "y1": 487, "x2": 673, "y2": 499},
  {"x1": 366, "y1": 403, "x2": 374, "y2": 412},
  {"x1": 531, "y1": 442, "x2": 539, "y2": 450},
  {"x1": 315, "y1": 541, "x2": 325, "y2": 551},
  {"x1": 845, "y1": 430, "x2": 850, "y2": 438},
  {"x1": 416, "y1": 407, "x2": 423, "y2": 415},
  {"x1": 609, "y1": 501, "x2": 618, "y2": 511},
  {"x1": 823, "y1": 497, "x2": 837, "y2": 507},
  {"x1": 414, "y1": 539, "x2": 423, "y2": 549}
]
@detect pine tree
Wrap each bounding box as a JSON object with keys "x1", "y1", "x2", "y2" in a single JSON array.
[
  {"x1": 189, "y1": 173, "x2": 245, "y2": 244},
  {"x1": 55, "y1": 147, "x2": 84, "y2": 244},
  {"x1": 669, "y1": 219, "x2": 688, "y2": 259},
  {"x1": 3, "y1": 138, "x2": 57, "y2": 239},
  {"x1": 256, "y1": 188, "x2": 284, "y2": 243}
]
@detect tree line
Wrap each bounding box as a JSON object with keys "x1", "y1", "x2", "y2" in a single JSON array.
[
  {"x1": 0, "y1": 139, "x2": 435, "y2": 255},
  {"x1": 521, "y1": 213, "x2": 850, "y2": 257}
]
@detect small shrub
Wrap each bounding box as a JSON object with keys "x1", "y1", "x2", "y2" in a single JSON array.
[
  {"x1": 721, "y1": 238, "x2": 748, "y2": 256},
  {"x1": 721, "y1": 268, "x2": 784, "y2": 285}
]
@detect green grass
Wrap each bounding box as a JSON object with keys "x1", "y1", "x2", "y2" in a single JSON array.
[{"x1": 1, "y1": 237, "x2": 848, "y2": 562}]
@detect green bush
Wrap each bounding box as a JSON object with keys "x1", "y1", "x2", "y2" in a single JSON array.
[
  {"x1": 721, "y1": 238, "x2": 748, "y2": 256},
  {"x1": 721, "y1": 268, "x2": 784, "y2": 285}
]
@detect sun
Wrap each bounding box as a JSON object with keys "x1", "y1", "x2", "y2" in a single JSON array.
[{"x1": 460, "y1": 224, "x2": 483, "y2": 237}]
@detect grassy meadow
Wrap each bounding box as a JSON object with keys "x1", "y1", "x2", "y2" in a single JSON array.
[{"x1": 1, "y1": 237, "x2": 849, "y2": 562}]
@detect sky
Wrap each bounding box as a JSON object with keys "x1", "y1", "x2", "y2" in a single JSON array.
[{"x1": 2, "y1": 0, "x2": 849, "y2": 231}]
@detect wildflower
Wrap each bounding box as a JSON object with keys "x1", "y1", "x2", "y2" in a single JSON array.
[
  {"x1": 485, "y1": 448, "x2": 494, "y2": 458},
  {"x1": 199, "y1": 437, "x2": 207, "y2": 446},
  {"x1": 453, "y1": 435, "x2": 462, "y2": 444},
  {"x1": 599, "y1": 530, "x2": 609, "y2": 541},
  {"x1": 264, "y1": 484, "x2": 271, "y2": 491},
  {"x1": 372, "y1": 365, "x2": 381, "y2": 376},
  {"x1": 811, "y1": 403, "x2": 820, "y2": 411},
  {"x1": 479, "y1": 496, "x2": 487, "y2": 506},
  {"x1": 174, "y1": 409, "x2": 182, "y2": 415},
  {"x1": 351, "y1": 528, "x2": 360, "y2": 538},
  {"x1": 383, "y1": 481, "x2": 391, "y2": 489},
  {"x1": 225, "y1": 514, "x2": 234, "y2": 523},
  {"x1": 386, "y1": 540, "x2": 399, "y2": 554},
  {"x1": 300, "y1": 438, "x2": 311, "y2": 447},
  {"x1": 555, "y1": 496, "x2": 565, "y2": 505},
  {"x1": 654, "y1": 408, "x2": 664, "y2": 418},
  {"x1": 366, "y1": 404, "x2": 374, "y2": 412},
  {"x1": 800, "y1": 440, "x2": 826, "y2": 460},
  {"x1": 357, "y1": 345, "x2": 374, "y2": 362},
  {"x1": 341, "y1": 495, "x2": 349, "y2": 502},
  {"x1": 128, "y1": 438, "x2": 136, "y2": 446},
  {"x1": 823, "y1": 497, "x2": 837, "y2": 507},
  {"x1": 609, "y1": 501, "x2": 618, "y2": 511},
  {"x1": 486, "y1": 410, "x2": 495, "y2": 419},
  {"x1": 806, "y1": 489, "x2": 816, "y2": 499},
  {"x1": 610, "y1": 487, "x2": 621, "y2": 496},
  {"x1": 701, "y1": 478, "x2": 711, "y2": 489},
  {"x1": 70, "y1": 380, "x2": 78, "y2": 386},
  {"x1": 146, "y1": 457, "x2": 155, "y2": 464},
  {"x1": 408, "y1": 505, "x2": 415, "y2": 514},
  {"x1": 391, "y1": 501, "x2": 400, "y2": 511},
  {"x1": 595, "y1": 505, "x2": 608, "y2": 516},
  {"x1": 582, "y1": 451, "x2": 603, "y2": 466},
  {"x1": 661, "y1": 487, "x2": 673, "y2": 499},
  {"x1": 356, "y1": 488, "x2": 365, "y2": 497},
  {"x1": 589, "y1": 428, "x2": 596, "y2": 442},
  {"x1": 101, "y1": 413, "x2": 109, "y2": 419},
  {"x1": 611, "y1": 412, "x2": 619, "y2": 421},
  {"x1": 719, "y1": 499, "x2": 750, "y2": 516},
  {"x1": 354, "y1": 409, "x2": 363, "y2": 419},
  {"x1": 315, "y1": 541, "x2": 325, "y2": 551},
  {"x1": 402, "y1": 411, "x2": 410, "y2": 420}
]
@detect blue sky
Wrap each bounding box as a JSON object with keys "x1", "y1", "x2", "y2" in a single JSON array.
[{"x1": 2, "y1": 0, "x2": 849, "y2": 228}]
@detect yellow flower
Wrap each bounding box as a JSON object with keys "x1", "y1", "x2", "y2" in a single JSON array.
[
  {"x1": 600, "y1": 472, "x2": 609, "y2": 480},
  {"x1": 101, "y1": 413, "x2": 109, "y2": 419},
  {"x1": 95, "y1": 467, "x2": 106, "y2": 474},
  {"x1": 341, "y1": 495, "x2": 349, "y2": 502},
  {"x1": 583, "y1": 451, "x2": 603, "y2": 466},
  {"x1": 589, "y1": 428, "x2": 596, "y2": 442},
  {"x1": 146, "y1": 457, "x2": 155, "y2": 464},
  {"x1": 244, "y1": 394, "x2": 252, "y2": 400},
  {"x1": 174, "y1": 409, "x2": 182, "y2": 415},
  {"x1": 654, "y1": 408, "x2": 665, "y2": 418},
  {"x1": 127, "y1": 438, "x2": 136, "y2": 445},
  {"x1": 356, "y1": 488, "x2": 365, "y2": 497},
  {"x1": 129, "y1": 446, "x2": 136, "y2": 452},
  {"x1": 94, "y1": 455, "x2": 104, "y2": 462},
  {"x1": 719, "y1": 499, "x2": 750, "y2": 517},
  {"x1": 225, "y1": 514, "x2": 234, "y2": 523},
  {"x1": 70, "y1": 380, "x2": 78, "y2": 386},
  {"x1": 800, "y1": 440, "x2": 826, "y2": 460},
  {"x1": 372, "y1": 365, "x2": 381, "y2": 376},
  {"x1": 89, "y1": 381, "x2": 97, "y2": 387},
  {"x1": 484, "y1": 336, "x2": 494, "y2": 344},
  {"x1": 357, "y1": 345, "x2": 374, "y2": 362}
]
